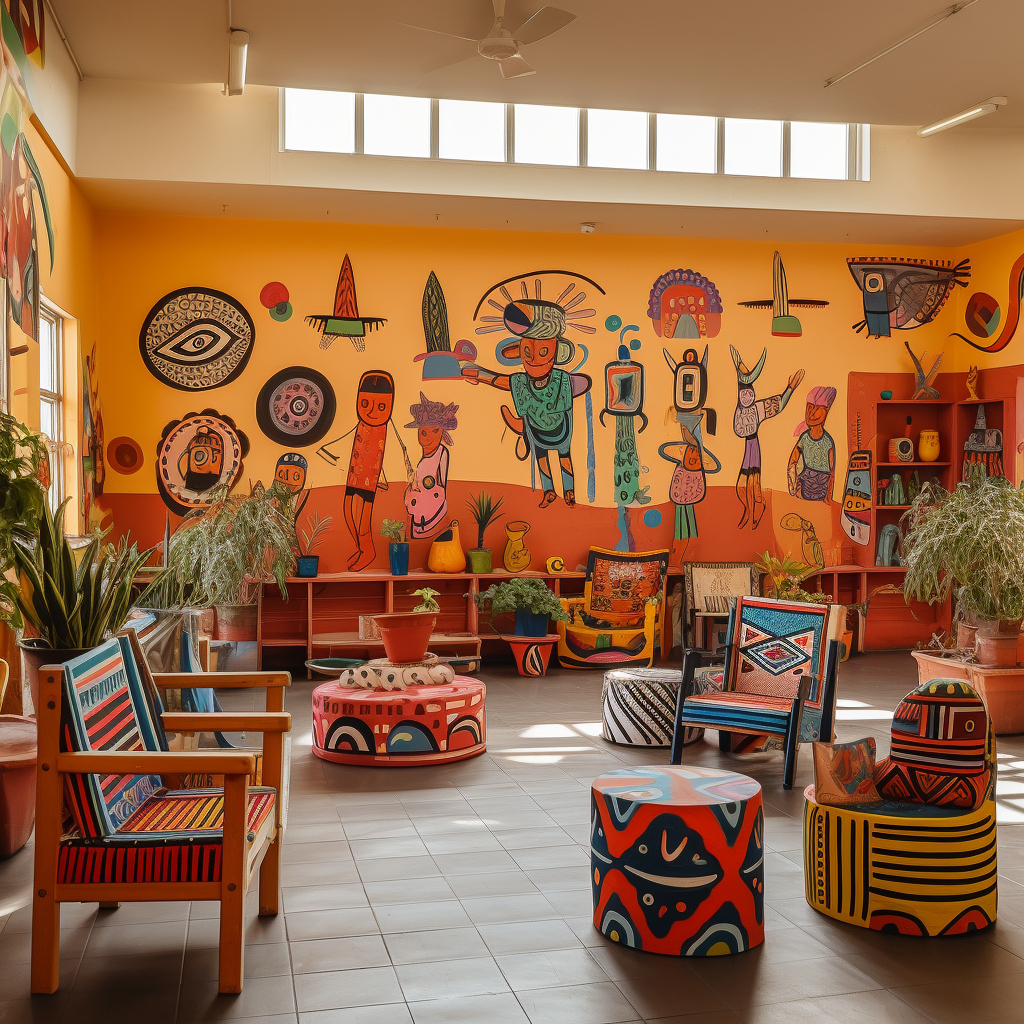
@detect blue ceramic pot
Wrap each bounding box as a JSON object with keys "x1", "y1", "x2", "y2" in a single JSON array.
[
  {"x1": 389, "y1": 542, "x2": 410, "y2": 576},
  {"x1": 514, "y1": 608, "x2": 549, "y2": 637},
  {"x1": 296, "y1": 555, "x2": 319, "y2": 578}
]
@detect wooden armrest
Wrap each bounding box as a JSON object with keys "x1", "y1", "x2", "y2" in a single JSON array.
[
  {"x1": 56, "y1": 751, "x2": 257, "y2": 775},
  {"x1": 161, "y1": 712, "x2": 292, "y2": 734},
  {"x1": 153, "y1": 671, "x2": 291, "y2": 689},
  {"x1": 560, "y1": 597, "x2": 584, "y2": 606}
]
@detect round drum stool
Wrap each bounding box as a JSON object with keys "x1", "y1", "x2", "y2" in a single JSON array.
[
  {"x1": 311, "y1": 677, "x2": 486, "y2": 766},
  {"x1": 591, "y1": 766, "x2": 764, "y2": 956},
  {"x1": 601, "y1": 668, "x2": 703, "y2": 747}
]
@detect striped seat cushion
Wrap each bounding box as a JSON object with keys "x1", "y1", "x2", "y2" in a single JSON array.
[
  {"x1": 57, "y1": 787, "x2": 276, "y2": 884},
  {"x1": 680, "y1": 691, "x2": 795, "y2": 735}
]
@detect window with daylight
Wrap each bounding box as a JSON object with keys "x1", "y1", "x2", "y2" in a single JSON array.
[
  {"x1": 587, "y1": 108, "x2": 648, "y2": 170},
  {"x1": 724, "y1": 117, "x2": 782, "y2": 177},
  {"x1": 790, "y1": 121, "x2": 848, "y2": 180},
  {"x1": 656, "y1": 113, "x2": 717, "y2": 173},
  {"x1": 283, "y1": 88, "x2": 355, "y2": 153},
  {"x1": 38, "y1": 302, "x2": 64, "y2": 513},
  {"x1": 439, "y1": 99, "x2": 505, "y2": 162},
  {"x1": 364, "y1": 93, "x2": 431, "y2": 158},
  {"x1": 514, "y1": 103, "x2": 578, "y2": 166}
]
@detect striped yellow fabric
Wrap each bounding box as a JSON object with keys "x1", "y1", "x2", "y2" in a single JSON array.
[{"x1": 119, "y1": 788, "x2": 275, "y2": 835}]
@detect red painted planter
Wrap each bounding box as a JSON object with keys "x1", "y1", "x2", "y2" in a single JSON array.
[
  {"x1": 0, "y1": 715, "x2": 36, "y2": 858},
  {"x1": 373, "y1": 612, "x2": 437, "y2": 665}
]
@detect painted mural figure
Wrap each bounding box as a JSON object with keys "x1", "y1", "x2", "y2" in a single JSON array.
[
  {"x1": 659, "y1": 347, "x2": 719, "y2": 555},
  {"x1": 275, "y1": 452, "x2": 310, "y2": 521},
  {"x1": 317, "y1": 371, "x2": 406, "y2": 571},
  {"x1": 404, "y1": 392, "x2": 458, "y2": 538},
  {"x1": 465, "y1": 299, "x2": 592, "y2": 508},
  {"x1": 730, "y1": 345, "x2": 804, "y2": 529},
  {"x1": 787, "y1": 386, "x2": 837, "y2": 502}
]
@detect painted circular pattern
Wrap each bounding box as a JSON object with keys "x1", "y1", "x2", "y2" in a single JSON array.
[
  {"x1": 156, "y1": 411, "x2": 247, "y2": 516},
  {"x1": 259, "y1": 281, "x2": 289, "y2": 308},
  {"x1": 107, "y1": 436, "x2": 144, "y2": 475},
  {"x1": 643, "y1": 508, "x2": 662, "y2": 528},
  {"x1": 269, "y1": 300, "x2": 293, "y2": 322},
  {"x1": 139, "y1": 287, "x2": 255, "y2": 391},
  {"x1": 965, "y1": 292, "x2": 1001, "y2": 339},
  {"x1": 256, "y1": 366, "x2": 337, "y2": 446}
]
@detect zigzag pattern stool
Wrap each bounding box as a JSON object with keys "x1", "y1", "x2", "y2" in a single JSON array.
[{"x1": 601, "y1": 668, "x2": 702, "y2": 747}]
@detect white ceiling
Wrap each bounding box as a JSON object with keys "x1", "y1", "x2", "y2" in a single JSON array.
[{"x1": 51, "y1": 0, "x2": 1024, "y2": 129}]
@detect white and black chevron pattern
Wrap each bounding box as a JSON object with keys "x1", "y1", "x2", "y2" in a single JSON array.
[{"x1": 601, "y1": 668, "x2": 703, "y2": 747}]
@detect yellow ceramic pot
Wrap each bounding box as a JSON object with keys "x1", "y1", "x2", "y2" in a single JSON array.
[
  {"x1": 427, "y1": 520, "x2": 467, "y2": 573},
  {"x1": 503, "y1": 521, "x2": 532, "y2": 572},
  {"x1": 918, "y1": 429, "x2": 940, "y2": 463}
]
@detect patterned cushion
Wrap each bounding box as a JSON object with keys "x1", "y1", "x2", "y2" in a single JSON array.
[
  {"x1": 681, "y1": 691, "x2": 794, "y2": 735},
  {"x1": 875, "y1": 679, "x2": 991, "y2": 811},
  {"x1": 57, "y1": 787, "x2": 277, "y2": 884},
  {"x1": 581, "y1": 547, "x2": 669, "y2": 627},
  {"x1": 61, "y1": 638, "x2": 167, "y2": 838},
  {"x1": 812, "y1": 738, "x2": 882, "y2": 807}
]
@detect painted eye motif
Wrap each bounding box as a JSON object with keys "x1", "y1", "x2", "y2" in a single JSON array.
[
  {"x1": 154, "y1": 320, "x2": 239, "y2": 364},
  {"x1": 864, "y1": 272, "x2": 885, "y2": 294},
  {"x1": 422, "y1": 476, "x2": 436, "y2": 489}
]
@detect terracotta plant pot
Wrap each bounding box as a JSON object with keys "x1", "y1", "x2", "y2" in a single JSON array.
[
  {"x1": 373, "y1": 612, "x2": 437, "y2": 665},
  {"x1": 967, "y1": 665, "x2": 1024, "y2": 735},
  {"x1": 213, "y1": 603, "x2": 259, "y2": 641},
  {"x1": 911, "y1": 649, "x2": 973, "y2": 686},
  {"x1": 0, "y1": 714, "x2": 36, "y2": 858},
  {"x1": 506, "y1": 635, "x2": 558, "y2": 677},
  {"x1": 975, "y1": 618, "x2": 1021, "y2": 668},
  {"x1": 956, "y1": 622, "x2": 978, "y2": 650},
  {"x1": 18, "y1": 640, "x2": 90, "y2": 717}
]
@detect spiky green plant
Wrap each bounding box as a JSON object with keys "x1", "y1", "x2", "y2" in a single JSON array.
[
  {"x1": 755, "y1": 551, "x2": 830, "y2": 603},
  {"x1": 901, "y1": 469, "x2": 1024, "y2": 623},
  {"x1": 466, "y1": 491, "x2": 505, "y2": 549},
  {"x1": 14, "y1": 497, "x2": 154, "y2": 649},
  {"x1": 150, "y1": 482, "x2": 297, "y2": 609},
  {"x1": 299, "y1": 510, "x2": 332, "y2": 556}
]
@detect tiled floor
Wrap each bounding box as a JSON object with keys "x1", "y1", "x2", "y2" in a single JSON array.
[{"x1": 2, "y1": 650, "x2": 1024, "y2": 1024}]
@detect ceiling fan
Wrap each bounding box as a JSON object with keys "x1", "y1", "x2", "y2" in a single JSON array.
[{"x1": 402, "y1": 1, "x2": 576, "y2": 79}]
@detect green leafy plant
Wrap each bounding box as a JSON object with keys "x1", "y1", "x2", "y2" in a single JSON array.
[
  {"x1": 299, "y1": 510, "x2": 332, "y2": 556},
  {"x1": 756, "y1": 551, "x2": 830, "y2": 604},
  {"x1": 151, "y1": 482, "x2": 297, "y2": 609},
  {"x1": 14, "y1": 497, "x2": 153, "y2": 649},
  {"x1": 476, "y1": 578, "x2": 569, "y2": 621},
  {"x1": 380, "y1": 518, "x2": 406, "y2": 544},
  {"x1": 413, "y1": 587, "x2": 440, "y2": 612},
  {"x1": 0, "y1": 412, "x2": 48, "y2": 627},
  {"x1": 901, "y1": 470, "x2": 1024, "y2": 624},
  {"x1": 466, "y1": 491, "x2": 505, "y2": 550}
]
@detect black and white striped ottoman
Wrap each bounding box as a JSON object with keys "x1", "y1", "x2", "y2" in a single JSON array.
[{"x1": 600, "y1": 668, "x2": 704, "y2": 747}]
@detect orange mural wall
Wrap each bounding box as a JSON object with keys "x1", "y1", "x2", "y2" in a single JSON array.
[{"x1": 91, "y1": 212, "x2": 969, "y2": 573}]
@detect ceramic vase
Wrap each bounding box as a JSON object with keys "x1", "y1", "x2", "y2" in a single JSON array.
[
  {"x1": 503, "y1": 521, "x2": 532, "y2": 572},
  {"x1": 427, "y1": 522, "x2": 466, "y2": 573},
  {"x1": 389, "y1": 542, "x2": 410, "y2": 576},
  {"x1": 918, "y1": 430, "x2": 940, "y2": 463},
  {"x1": 506, "y1": 636, "x2": 557, "y2": 677}
]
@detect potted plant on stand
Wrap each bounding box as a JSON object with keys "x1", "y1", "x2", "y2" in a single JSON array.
[
  {"x1": 297, "y1": 510, "x2": 332, "y2": 578},
  {"x1": 381, "y1": 518, "x2": 409, "y2": 576},
  {"x1": 902, "y1": 471, "x2": 1024, "y2": 731},
  {"x1": 477, "y1": 579, "x2": 569, "y2": 677},
  {"x1": 373, "y1": 588, "x2": 441, "y2": 665},
  {"x1": 465, "y1": 492, "x2": 504, "y2": 574},
  {"x1": 159, "y1": 482, "x2": 296, "y2": 666}
]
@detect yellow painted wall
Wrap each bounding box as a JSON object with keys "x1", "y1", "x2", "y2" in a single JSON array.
[{"x1": 90, "y1": 212, "x2": 964, "y2": 568}]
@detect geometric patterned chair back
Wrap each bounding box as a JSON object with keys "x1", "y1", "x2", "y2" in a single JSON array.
[
  {"x1": 582, "y1": 547, "x2": 670, "y2": 628},
  {"x1": 59, "y1": 633, "x2": 169, "y2": 838},
  {"x1": 724, "y1": 595, "x2": 832, "y2": 741},
  {"x1": 875, "y1": 679, "x2": 993, "y2": 810}
]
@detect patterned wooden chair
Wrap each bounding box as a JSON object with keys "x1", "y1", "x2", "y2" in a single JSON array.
[
  {"x1": 32, "y1": 631, "x2": 290, "y2": 994},
  {"x1": 670, "y1": 595, "x2": 839, "y2": 789},
  {"x1": 556, "y1": 547, "x2": 670, "y2": 669},
  {"x1": 804, "y1": 679, "x2": 997, "y2": 935}
]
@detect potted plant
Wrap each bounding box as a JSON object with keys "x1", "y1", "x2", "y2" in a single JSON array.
[
  {"x1": 374, "y1": 588, "x2": 440, "y2": 664},
  {"x1": 381, "y1": 518, "x2": 409, "y2": 576},
  {"x1": 902, "y1": 471, "x2": 1024, "y2": 668},
  {"x1": 465, "y1": 492, "x2": 504, "y2": 574},
  {"x1": 159, "y1": 481, "x2": 296, "y2": 644},
  {"x1": 297, "y1": 510, "x2": 332, "y2": 578},
  {"x1": 15, "y1": 497, "x2": 153, "y2": 710},
  {"x1": 0, "y1": 411, "x2": 47, "y2": 715},
  {"x1": 755, "y1": 551, "x2": 831, "y2": 604},
  {"x1": 476, "y1": 578, "x2": 569, "y2": 637}
]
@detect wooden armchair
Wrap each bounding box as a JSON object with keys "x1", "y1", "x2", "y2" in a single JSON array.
[
  {"x1": 32, "y1": 633, "x2": 291, "y2": 995},
  {"x1": 670, "y1": 595, "x2": 839, "y2": 789},
  {"x1": 556, "y1": 547, "x2": 670, "y2": 669}
]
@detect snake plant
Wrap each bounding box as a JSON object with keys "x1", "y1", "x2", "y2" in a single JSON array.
[{"x1": 13, "y1": 497, "x2": 153, "y2": 649}]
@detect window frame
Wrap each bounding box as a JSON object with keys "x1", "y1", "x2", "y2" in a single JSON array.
[{"x1": 38, "y1": 299, "x2": 64, "y2": 514}]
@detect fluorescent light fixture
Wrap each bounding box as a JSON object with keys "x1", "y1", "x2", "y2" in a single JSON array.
[
  {"x1": 918, "y1": 96, "x2": 1006, "y2": 137},
  {"x1": 227, "y1": 30, "x2": 248, "y2": 96}
]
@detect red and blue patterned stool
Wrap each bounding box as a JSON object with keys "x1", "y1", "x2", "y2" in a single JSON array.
[
  {"x1": 311, "y1": 677, "x2": 486, "y2": 766},
  {"x1": 591, "y1": 766, "x2": 764, "y2": 956}
]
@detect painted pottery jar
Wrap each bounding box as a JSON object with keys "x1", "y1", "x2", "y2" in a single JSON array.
[
  {"x1": 918, "y1": 430, "x2": 940, "y2": 463},
  {"x1": 503, "y1": 521, "x2": 532, "y2": 572}
]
